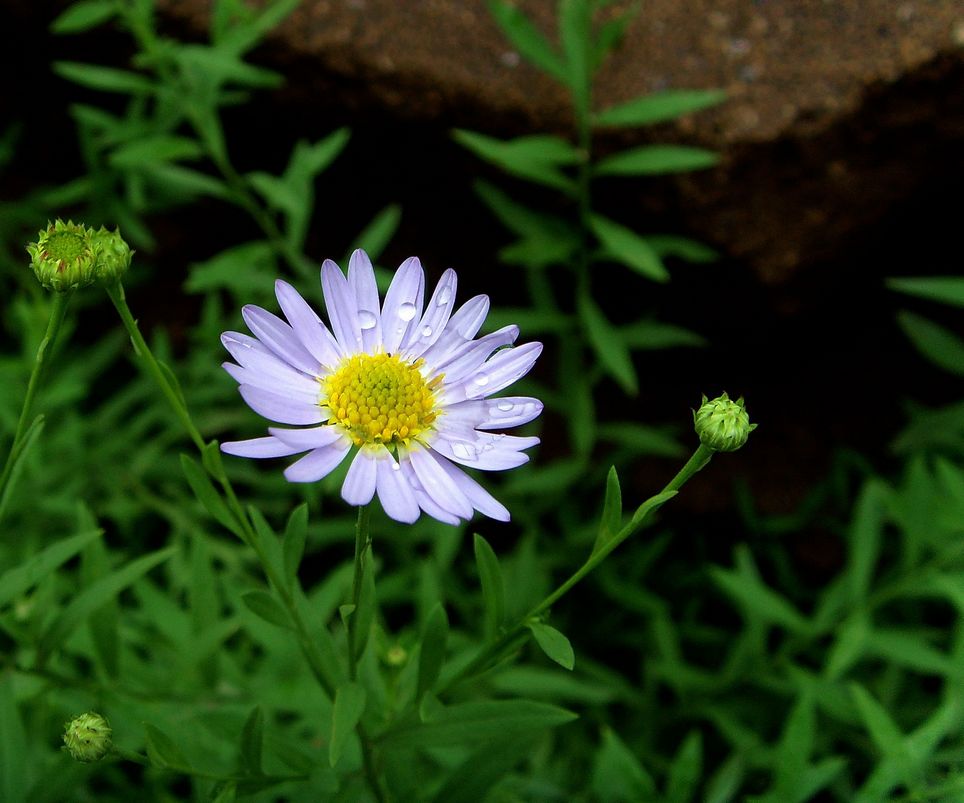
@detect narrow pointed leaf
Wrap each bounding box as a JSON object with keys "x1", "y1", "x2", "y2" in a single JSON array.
[
  {"x1": 888, "y1": 276, "x2": 964, "y2": 308},
  {"x1": 240, "y1": 706, "x2": 265, "y2": 774},
  {"x1": 528, "y1": 622, "x2": 575, "y2": 670},
  {"x1": 241, "y1": 590, "x2": 291, "y2": 629},
  {"x1": 593, "y1": 467, "x2": 622, "y2": 552},
  {"x1": 595, "y1": 89, "x2": 726, "y2": 127},
  {"x1": 330, "y1": 683, "x2": 367, "y2": 767},
  {"x1": 487, "y1": 1, "x2": 567, "y2": 81},
  {"x1": 0, "y1": 529, "x2": 101, "y2": 610},
  {"x1": 51, "y1": 0, "x2": 119, "y2": 34},
  {"x1": 283, "y1": 503, "x2": 309, "y2": 585},
  {"x1": 897, "y1": 310, "x2": 964, "y2": 376},
  {"x1": 145, "y1": 724, "x2": 192, "y2": 771},
  {"x1": 417, "y1": 603, "x2": 449, "y2": 700},
  {"x1": 474, "y1": 534, "x2": 506, "y2": 639},
  {"x1": 595, "y1": 145, "x2": 719, "y2": 176},
  {"x1": 351, "y1": 548, "x2": 377, "y2": 661},
  {"x1": 590, "y1": 214, "x2": 669, "y2": 282},
  {"x1": 180, "y1": 454, "x2": 242, "y2": 537},
  {"x1": 578, "y1": 294, "x2": 638, "y2": 394},
  {"x1": 666, "y1": 731, "x2": 703, "y2": 803}
]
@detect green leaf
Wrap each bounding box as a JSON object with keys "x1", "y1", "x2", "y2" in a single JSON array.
[
  {"x1": 629, "y1": 489, "x2": 678, "y2": 529},
  {"x1": 528, "y1": 622, "x2": 575, "y2": 670},
  {"x1": 888, "y1": 277, "x2": 964, "y2": 309},
  {"x1": 591, "y1": 726, "x2": 657, "y2": 802},
  {"x1": 474, "y1": 534, "x2": 506, "y2": 639},
  {"x1": 578, "y1": 294, "x2": 638, "y2": 394},
  {"x1": 704, "y1": 753, "x2": 745, "y2": 803},
  {"x1": 185, "y1": 241, "x2": 276, "y2": 296},
  {"x1": 596, "y1": 422, "x2": 685, "y2": 458},
  {"x1": 666, "y1": 731, "x2": 703, "y2": 803},
  {"x1": 53, "y1": 61, "x2": 155, "y2": 94},
  {"x1": 594, "y1": 466, "x2": 623, "y2": 551},
  {"x1": 174, "y1": 44, "x2": 283, "y2": 89},
  {"x1": 595, "y1": 144, "x2": 719, "y2": 176},
  {"x1": 710, "y1": 560, "x2": 811, "y2": 635},
  {"x1": 0, "y1": 415, "x2": 45, "y2": 524},
  {"x1": 590, "y1": 214, "x2": 669, "y2": 282},
  {"x1": 283, "y1": 503, "x2": 309, "y2": 585},
  {"x1": 559, "y1": 0, "x2": 592, "y2": 117},
  {"x1": 594, "y1": 89, "x2": 726, "y2": 127},
  {"x1": 350, "y1": 203, "x2": 402, "y2": 262},
  {"x1": 430, "y1": 735, "x2": 538, "y2": 803},
  {"x1": 849, "y1": 683, "x2": 907, "y2": 759},
  {"x1": 330, "y1": 683, "x2": 367, "y2": 767},
  {"x1": 145, "y1": 723, "x2": 192, "y2": 771},
  {"x1": 454, "y1": 130, "x2": 578, "y2": 193},
  {"x1": 647, "y1": 234, "x2": 720, "y2": 263},
  {"x1": 240, "y1": 706, "x2": 264, "y2": 774},
  {"x1": 847, "y1": 480, "x2": 887, "y2": 605},
  {"x1": 39, "y1": 546, "x2": 176, "y2": 657},
  {"x1": 82, "y1": 530, "x2": 120, "y2": 678},
  {"x1": 619, "y1": 320, "x2": 707, "y2": 350},
  {"x1": 417, "y1": 603, "x2": 449, "y2": 700},
  {"x1": 109, "y1": 135, "x2": 203, "y2": 168},
  {"x1": 864, "y1": 628, "x2": 953, "y2": 676},
  {"x1": 51, "y1": 0, "x2": 118, "y2": 34},
  {"x1": 218, "y1": 0, "x2": 301, "y2": 55},
  {"x1": 0, "y1": 529, "x2": 101, "y2": 610},
  {"x1": 487, "y1": 1, "x2": 567, "y2": 82},
  {"x1": 247, "y1": 171, "x2": 302, "y2": 215},
  {"x1": 180, "y1": 454, "x2": 241, "y2": 536},
  {"x1": 774, "y1": 694, "x2": 814, "y2": 790},
  {"x1": 143, "y1": 163, "x2": 230, "y2": 200},
  {"x1": 351, "y1": 548, "x2": 377, "y2": 662},
  {"x1": 897, "y1": 310, "x2": 964, "y2": 376},
  {"x1": 0, "y1": 675, "x2": 27, "y2": 803},
  {"x1": 380, "y1": 699, "x2": 577, "y2": 749},
  {"x1": 241, "y1": 590, "x2": 291, "y2": 629}
]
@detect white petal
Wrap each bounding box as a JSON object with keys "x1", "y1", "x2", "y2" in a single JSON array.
[
  {"x1": 430, "y1": 325, "x2": 519, "y2": 384},
  {"x1": 380, "y1": 257, "x2": 425, "y2": 354},
  {"x1": 321, "y1": 259, "x2": 364, "y2": 353},
  {"x1": 375, "y1": 451, "x2": 420, "y2": 523},
  {"x1": 440, "y1": 397, "x2": 544, "y2": 431},
  {"x1": 429, "y1": 432, "x2": 535, "y2": 471},
  {"x1": 408, "y1": 445, "x2": 474, "y2": 519},
  {"x1": 221, "y1": 333, "x2": 321, "y2": 397},
  {"x1": 220, "y1": 436, "x2": 302, "y2": 459},
  {"x1": 400, "y1": 460, "x2": 462, "y2": 525},
  {"x1": 269, "y1": 425, "x2": 343, "y2": 450},
  {"x1": 348, "y1": 249, "x2": 382, "y2": 353},
  {"x1": 341, "y1": 447, "x2": 379, "y2": 505},
  {"x1": 284, "y1": 438, "x2": 351, "y2": 482},
  {"x1": 446, "y1": 342, "x2": 543, "y2": 402},
  {"x1": 422, "y1": 294, "x2": 489, "y2": 365},
  {"x1": 241, "y1": 305, "x2": 320, "y2": 375},
  {"x1": 402, "y1": 268, "x2": 457, "y2": 357},
  {"x1": 436, "y1": 455, "x2": 511, "y2": 521},
  {"x1": 221, "y1": 331, "x2": 270, "y2": 354},
  {"x1": 275, "y1": 280, "x2": 343, "y2": 367},
  {"x1": 239, "y1": 385, "x2": 325, "y2": 425}
]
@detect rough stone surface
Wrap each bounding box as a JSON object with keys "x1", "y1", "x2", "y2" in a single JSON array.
[{"x1": 158, "y1": 0, "x2": 964, "y2": 283}]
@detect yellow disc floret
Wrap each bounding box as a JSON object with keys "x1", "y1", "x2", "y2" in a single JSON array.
[{"x1": 323, "y1": 353, "x2": 441, "y2": 447}]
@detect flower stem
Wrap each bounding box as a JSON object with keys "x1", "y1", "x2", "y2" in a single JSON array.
[
  {"x1": 440, "y1": 444, "x2": 714, "y2": 694},
  {"x1": 348, "y1": 505, "x2": 371, "y2": 680},
  {"x1": 0, "y1": 291, "x2": 72, "y2": 500}
]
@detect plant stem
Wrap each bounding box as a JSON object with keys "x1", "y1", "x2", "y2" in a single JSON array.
[
  {"x1": 348, "y1": 504, "x2": 370, "y2": 680},
  {"x1": 440, "y1": 444, "x2": 714, "y2": 694},
  {"x1": 0, "y1": 291, "x2": 71, "y2": 498}
]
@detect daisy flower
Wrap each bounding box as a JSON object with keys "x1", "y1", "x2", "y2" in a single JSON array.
[{"x1": 220, "y1": 250, "x2": 543, "y2": 524}]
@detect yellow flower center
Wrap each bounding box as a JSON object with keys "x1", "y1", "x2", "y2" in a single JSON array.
[{"x1": 323, "y1": 353, "x2": 441, "y2": 447}]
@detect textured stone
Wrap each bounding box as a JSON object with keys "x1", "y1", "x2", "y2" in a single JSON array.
[{"x1": 159, "y1": 0, "x2": 964, "y2": 283}]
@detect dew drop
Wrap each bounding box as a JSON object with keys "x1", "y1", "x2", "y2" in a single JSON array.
[
  {"x1": 358, "y1": 309, "x2": 378, "y2": 330},
  {"x1": 421, "y1": 325, "x2": 433, "y2": 337},
  {"x1": 471, "y1": 373, "x2": 490, "y2": 387},
  {"x1": 437, "y1": 286, "x2": 453, "y2": 305},
  {"x1": 451, "y1": 442, "x2": 477, "y2": 460},
  {"x1": 391, "y1": 461, "x2": 401, "y2": 471},
  {"x1": 496, "y1": 400, "x2": 514, "y2": 412},
  {"x1": 398, "y1": 302, "x2": 418, "y2": 321}
]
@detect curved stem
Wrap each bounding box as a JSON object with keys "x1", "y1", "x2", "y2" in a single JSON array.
[
  {"x1": 440, "y1": 444, "x2": 714, "y2": 695},
  {"x1": 0, "y1": 290, "x2": 72, "y2": 499},
  {"x1": 348, "y1": 505, "x2": 371, "y2": 680}
]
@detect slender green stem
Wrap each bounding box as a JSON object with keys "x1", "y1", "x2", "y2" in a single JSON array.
[
  {"x1": 440, "y1": 444, "x2": 714, "y2": 694},
  {"x1": 348, "y1": 505, "x2": 371, "y2": 680},
  {"x1": 0, "y1": 291, "x2": 72, "y2": 498}
]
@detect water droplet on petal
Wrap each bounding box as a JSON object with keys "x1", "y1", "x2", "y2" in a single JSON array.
[
  {"x1": 358, "y1": 309, "x2": 378, "y2": 330},
  {"x1": 451, "y1": 442, "x2": 476, "y2": 460},
  {"x1": 391, "y1": 460, "x2": 401, "y2": 471},
  {"x1": 496, "y1": 400, "x2": 514, "y2": 412},
  {"x1": 471, "y1": 373, "x2": 490, "y2": 387},
  {"x1": 437, "y1": 286, "x2": 453, "y2": 305},
  {"x1": 398, "y1": 302, "x2": 417, "y2": 321},
  {"x1": 421, "y1": 325, "x2": 433, "y2": 337}
]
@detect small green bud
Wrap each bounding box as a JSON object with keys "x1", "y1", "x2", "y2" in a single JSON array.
[
  {"x1": 384, "y1": 644, "x2": 408, "y2": 667},
  {"x1": 91, "y1": 225, "x2": 132, "y2": 284},
  {"x1": 27, "y1": 220, "x2": 132, "y2": 292},
  {"x1": 63, "y1": 711, "x2": 112, "y2": 762},
  {"x1": 694, "y1": 392, "x2": 756, "y2": 452}
]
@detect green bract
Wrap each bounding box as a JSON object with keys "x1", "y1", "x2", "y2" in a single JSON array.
[
  {"x1": 63, "y1": 711, "x2": 112, "y2": 763},
  {"x1": 693, "y1": 392, "x2": 756, "y2": 452}
]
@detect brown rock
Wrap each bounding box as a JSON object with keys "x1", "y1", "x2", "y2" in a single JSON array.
[{"x1": 159, "y1": 0, "x2": 964, "y2": 283}]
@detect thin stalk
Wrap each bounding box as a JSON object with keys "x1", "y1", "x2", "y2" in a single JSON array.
[
  {"x1": 0, "y1": 291, "x2": 72, "y2": 497},
  {"x1": 348, "y1": 505, "x2": 370, "y2": 680},
  {"x1": 440, "y1": 444, "x2": 714, "y2": 694}
]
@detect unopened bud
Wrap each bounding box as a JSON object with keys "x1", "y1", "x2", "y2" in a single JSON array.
[
  {"x1": 27, "y1": 220, "x2": 132, "y2": 292},
  {"x1": 63, "y1": 711, "x2": 112, "y2": 762},
  {"x1": 693, "y1": 392, "x2": 756, "y2": 452}
]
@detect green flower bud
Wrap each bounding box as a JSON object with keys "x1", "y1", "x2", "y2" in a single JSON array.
[
  {"x1": 63, "y1": 711, "x2": 112, "y2": 763},
  {"x1": 27, "y1": 220, "x2": 132, "y2": 292},
  {"x1": 693, "y1": 392, "x2": 756, "y2": 452},
  {"x1": 27, "y1": 220, "x2": 97, "y2": 292},
  {"x1": 91, "y1": 226, "x2": 132, "y2": 284}
]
